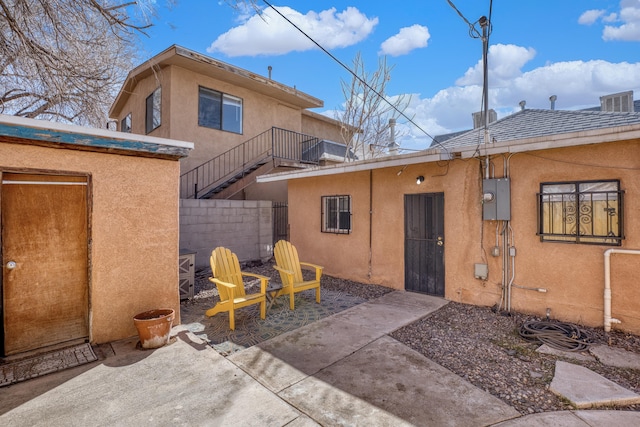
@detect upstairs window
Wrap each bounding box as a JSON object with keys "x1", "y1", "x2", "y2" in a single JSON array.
[
  {"x1": 322, "y1": 195, "x2": 351, "y2": 234},
  {"x1": 198, "y1": 87, "x2": 242, "y2": 134},
  {"x1": 121, "y1": 113, "x2": 131, "y2": 133},
  {"x1": 537, "y1": 180, "x2": 623, "y2": 245},
  {"x1": 145, "y1": 87, "x2": 161, "y2": 134}
]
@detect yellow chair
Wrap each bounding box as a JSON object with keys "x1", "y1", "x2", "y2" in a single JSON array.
[
  {"x1": 273, "y1": 240, "x2": 323, "y2": 310},
  {"x1": 206, "y1": 247, "x2": 269, "y2": 330}
]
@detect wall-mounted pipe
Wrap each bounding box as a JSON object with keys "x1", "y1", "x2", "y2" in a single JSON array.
[{"x1": 604, "y1": 248, "x2": 640, "y2": 332}]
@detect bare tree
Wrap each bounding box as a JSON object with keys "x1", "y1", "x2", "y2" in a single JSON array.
[
  {"x1": 336, "y1": 52, "x2": 411, "y2": 160},
  {"x1": 0, "y1": 0, "x2": 156, "y2": 127}
]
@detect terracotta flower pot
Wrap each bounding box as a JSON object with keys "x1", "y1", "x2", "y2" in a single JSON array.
[{"x1": 133, "y1": 309, "x2": 175, "y2": 349}]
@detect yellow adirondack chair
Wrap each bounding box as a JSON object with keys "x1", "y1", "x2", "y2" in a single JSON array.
[
  {"x1": 205, "y1": 247, "x2": 269, "y2": 330},
  {"x1": 273, "y1": 240, "x2": 323, "y2": 310}
]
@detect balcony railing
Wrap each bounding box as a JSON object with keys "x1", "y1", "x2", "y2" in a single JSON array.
[{"x1": 180, "y1": 127, "x2": 322, "y2": 199}]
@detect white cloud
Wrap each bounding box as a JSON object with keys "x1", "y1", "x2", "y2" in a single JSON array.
[
  {"x1": 578, "y1": 9, "x2": 606, "y2": 25},
  {"x1": 207, "y1": 6, "x2": 378, "y2": 57},
  {"x1": 382, "y1": 54, "x2": 640, "y2": 151},
  {"x1": 578, "y1": 0, "x2": 640, "y2": 41},
  {"x1": 456, "y1": 44, "x2": 536, "y2": 87},
  {"x1": 379, "y1": 25, "x2": 430, "y2": 57}
]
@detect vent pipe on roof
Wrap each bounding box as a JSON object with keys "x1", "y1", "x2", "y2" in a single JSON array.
[
  {"x1": 549, "y1": 95, "x2": 557, "y2": 110},
  {"x1": 519, "y1": 100, "x2": 526, "y2": 111},
  {"x1": 268, "y1": 65, "x2": 272, "y2": 80},
  {"x1": 388, "y1": 118, "x2": 400, "y2": 155}
]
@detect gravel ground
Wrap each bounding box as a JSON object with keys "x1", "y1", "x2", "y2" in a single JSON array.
[{"x1": 196, "y1": 260, "x2": 640, "y2": 415}]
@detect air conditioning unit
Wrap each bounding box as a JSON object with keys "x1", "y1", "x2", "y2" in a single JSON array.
[
  {"x1": 472, "y1": 109, "x2": 497, "y2": 129},
  {"x1": 600, "y1": 91, "x2": 634, "y2": 112}
]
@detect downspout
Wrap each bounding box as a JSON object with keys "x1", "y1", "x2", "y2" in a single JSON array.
[
  {"x1": 368, "y1": 169, "x2": 373, "y2": 279},
  {"x1": 604, "y1": 248, "x2": 640, "y2": 331}
]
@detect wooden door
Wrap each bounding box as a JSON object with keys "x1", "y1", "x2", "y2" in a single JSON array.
[
  {"x1": 1, "y1": 173, "x2": 89, "y2": 356},
  {"x1": 404, "y1": 193, "x2": 445, "y2": 296}
]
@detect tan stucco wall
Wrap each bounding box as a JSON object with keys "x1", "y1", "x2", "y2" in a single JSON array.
[
  {"x1": 112, "y1": 64, "x2": 344, "y2": 179},
  {"x1": 1, "y1": 141, "x2": 181, "y2": 344},
  {"x1": 288, "y1": 139, "x2": 640, "y2": 334},
  {"x1": 301, "y1": 112, "x2": 343, "y2": 143}
]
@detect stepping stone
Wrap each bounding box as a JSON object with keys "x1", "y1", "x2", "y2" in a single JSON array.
[
  {"x1": 536, "y1": 344, "x2": 596, "y2": 362},
  {"x1": 550, "y1": 361, "x2": 640, "y2": 408},
  {"x1": 590, "y1": 345, "x2": 640, "y2": 370}
]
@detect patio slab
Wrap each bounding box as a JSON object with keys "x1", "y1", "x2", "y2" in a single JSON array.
[
  {"x1": 228, "y1": 291, "x2": 447, "y2": 393},
  {"x1": 280, "y1": 335, "x2": 520, "y2": 426},
  {"x1": 0, "y1": 333, "x2": 302, "y2": 426}
]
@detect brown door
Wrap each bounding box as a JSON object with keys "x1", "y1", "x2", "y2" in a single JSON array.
[{"x1": 1, "y1": 173, "x2": 89, "y2": 356}]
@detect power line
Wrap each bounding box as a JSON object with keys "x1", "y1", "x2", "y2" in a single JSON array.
[{"x1": 261, "y1": 0, "x2": 443, "y2": 151}]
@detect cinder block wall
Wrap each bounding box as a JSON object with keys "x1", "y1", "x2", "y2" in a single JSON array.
[{"x1": 179, "y1": 199, "x2": 273, "y2": 268}]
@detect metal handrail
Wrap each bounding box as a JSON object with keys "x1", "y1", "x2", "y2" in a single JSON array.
[{"x1": 180, "y1": 127, "x2": 322, "y2": 199}]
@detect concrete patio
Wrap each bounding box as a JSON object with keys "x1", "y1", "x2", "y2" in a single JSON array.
[{"x1": 1, "y1": 291, "x2": 639, "y2": 426}]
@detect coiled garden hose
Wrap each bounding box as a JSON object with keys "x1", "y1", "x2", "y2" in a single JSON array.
[{"x1": 518, "y1": 320, "x2": 592, "y2": 352}]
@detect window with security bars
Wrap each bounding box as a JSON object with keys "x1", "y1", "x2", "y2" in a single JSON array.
[
  {"x1": 321, "y1": 195, "x2": 351, "y2": 234},
  {"x1": 537, "y1": 180, "x2": 624, "y2": 245}
]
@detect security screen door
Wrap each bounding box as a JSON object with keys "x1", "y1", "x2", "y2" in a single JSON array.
[{"x1": 404, "y1": 193, "x2": 445, "y2": 296}]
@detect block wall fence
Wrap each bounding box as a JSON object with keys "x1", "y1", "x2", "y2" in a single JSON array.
[{"x1": 179, "y1": 199, "x2": 273, "y2": 269}]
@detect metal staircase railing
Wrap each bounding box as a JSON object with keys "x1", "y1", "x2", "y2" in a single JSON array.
[{"x1": 180, "y1": 127, "x2": 322, "y2": 199}]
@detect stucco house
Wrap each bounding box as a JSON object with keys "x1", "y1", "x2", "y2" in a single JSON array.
[
  {"x1": 0, "y1": 115, "x2": 192, "y2": 356},
  {"x1": 257, "y1": 94, "x2": 640, "y2": 335},
  {"x1": 108, "y1": 45, "x2": 351, "y2": 202}
]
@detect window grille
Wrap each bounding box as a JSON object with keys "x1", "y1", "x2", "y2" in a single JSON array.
[
  {"x1": 537, "y1": 180, "x2": 624, "y2": 245},
  {"x1": 321, "y1": 195, "x2": 351, "y2": 234}
]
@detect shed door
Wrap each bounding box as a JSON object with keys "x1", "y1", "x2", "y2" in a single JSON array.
[
  {"x1": 404, "y1": 193, "x2": 445, "y2": 296},
  {"x1": 1, "y1": 173, "x2": 89, "y2": 356}
]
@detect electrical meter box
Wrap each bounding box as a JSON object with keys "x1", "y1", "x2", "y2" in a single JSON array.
[{"x1": 482, "y1": 178, "x2": 511, "y2": 220}]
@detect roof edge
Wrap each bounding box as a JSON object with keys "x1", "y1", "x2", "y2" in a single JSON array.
[
  {"x1": 257, "y1": 123, "x2": 640, "y2": 182},
  {"x1": 110, "y1": 45, "x2": 323, "y2": 117},
  {"x1": 0, "y1": 114, "x2": 193, "y2": 159}
]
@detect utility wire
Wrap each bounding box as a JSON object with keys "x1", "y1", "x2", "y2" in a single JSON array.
[
  {"x1": 261, "y1": 0, "x2": 445, "y2": 152},
  {"x1": 446, "y1": 0, "x2": 494, "y2": 155}
]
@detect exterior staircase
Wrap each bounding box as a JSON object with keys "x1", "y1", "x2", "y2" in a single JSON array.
[{"x1": 180, "y1": 127, "x2": 322, "y2": 199}]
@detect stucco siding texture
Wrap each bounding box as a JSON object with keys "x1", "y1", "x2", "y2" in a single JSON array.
[
  {"x1": 166, "y1": 66, "x2": 305, "y2": 172},
  {"x1": 288, "y1": 139, "x2": 640, "y2": 334},
  {"x1": 1, "y1": 142, "x2": 181, "y2": 344}
]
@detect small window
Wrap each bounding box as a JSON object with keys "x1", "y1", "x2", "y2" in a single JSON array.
[
  {"x1": 537, "y1": 180, "x2": 624, "y2": 245},
  {"x1": 145, "y1": 87, "x2": 161, "y2": 134},
  {"x1": 322, "y1": 195, "x2": 351, "y2": 234},
  {"x1": 198, "y1": 87, "x2": 242, "y2": 134},
  {"x1": 121, "y1": 113, "x2": 131, "y2": 133}
]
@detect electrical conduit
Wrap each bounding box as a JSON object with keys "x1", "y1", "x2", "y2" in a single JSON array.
[{"x1": 603, "y1": 248, "x2": 640, "y2": 332}]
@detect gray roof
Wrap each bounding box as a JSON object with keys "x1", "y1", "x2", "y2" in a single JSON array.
[
  {"x1": 438, "y1": 108, "x2": 640, "y2": 150},
  {"x1": 430, "y1": 129, "x2": 471, "y2": 147}
]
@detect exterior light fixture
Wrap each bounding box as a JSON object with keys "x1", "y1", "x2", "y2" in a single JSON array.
[{"x1": 416, "y1": 176, "x2": 425, "y2": 185}]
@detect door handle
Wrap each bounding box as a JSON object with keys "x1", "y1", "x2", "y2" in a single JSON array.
[
  {"x1": 6, "y1": 261, "x2": 17, "y2": 269},
  {"x1": 437, "y1": 236, "x2": 444, "y2": 246}
]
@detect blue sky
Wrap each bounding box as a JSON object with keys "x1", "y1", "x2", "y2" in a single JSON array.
[{"x1": 138, "y1": 1, "x2": 640, "y2": 150}]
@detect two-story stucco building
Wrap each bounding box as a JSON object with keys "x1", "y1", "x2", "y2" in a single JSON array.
[{"x1": 109, "y1": 45, "x2": 350, "y2": 202}]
